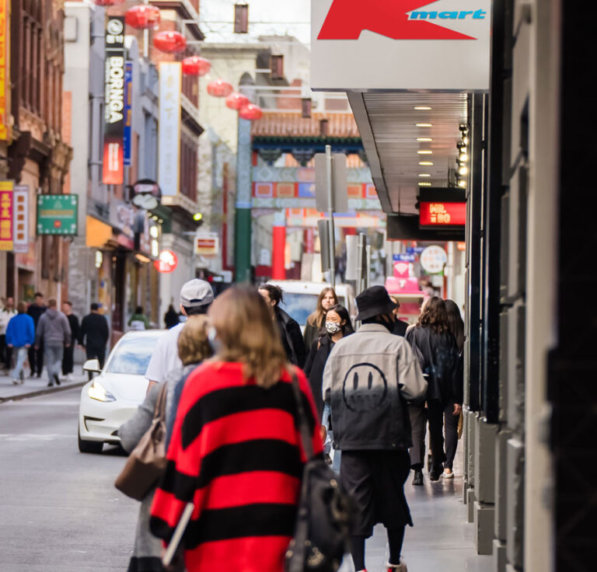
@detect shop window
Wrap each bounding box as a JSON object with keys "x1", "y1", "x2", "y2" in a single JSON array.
[
  {"x1": 270, "y1": 55, "x2": 284, "y2": 80},
  {"x1": 234, "y1": 4, "x2": 249, "y2": 34}
]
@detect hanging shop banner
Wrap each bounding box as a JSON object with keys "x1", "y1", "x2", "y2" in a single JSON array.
[
  {"x1": 194, "y1": 233, "x2": 219, "y2": 257},
  {"x1": 36, "y1": 195, "x2": 78, "y2": 236},
  {"x1": 154, "y1": 249, "x2": 178, "y2": 273},
  {"x1": 0, "y1": 180, "x2": 13, "y2": 250},
  {"x1": 0, "y1": 0, "x2": 10, "y2": 141},
  {"x1": 102, "y1": 16, "x2": 126, "y2": 185},
  {"x1": 311, "y1": 0, "x2": 491, "y2": 90},
  {"x1": 158, "y1": 62, "x2": 182, "y2": 197},
  {"x1": 418, "y1": 188, "x2": 466, "y2": 228},
  {"x1": 13, "y1": 185, "x2": 29, "y2": 253},
  {"x1": 420, "y1": 245, "x2": 448, "y2": 274},
  {"x1": 123, "y1": 61, "x2": 133, "y2": 167}
]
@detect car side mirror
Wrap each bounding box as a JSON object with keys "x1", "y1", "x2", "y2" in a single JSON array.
[{"x1": 83, "y1": 359, "x2": 101, "y2": 373}]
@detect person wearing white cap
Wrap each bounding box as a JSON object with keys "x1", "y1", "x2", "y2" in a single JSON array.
[{"x1": 145, "y1": 279, "x2": 214, "y2": 387}]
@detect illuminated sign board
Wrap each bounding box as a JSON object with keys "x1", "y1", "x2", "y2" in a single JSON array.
[
  {"x1": 418, "y1": 188, "x2": 466, "y2": 229},
  {"x1": 102, "y1": 17, "x2": 126, "y2": 185},
  {"x1": 36, "y1": 195, "x2": 78, "y2": 235}
]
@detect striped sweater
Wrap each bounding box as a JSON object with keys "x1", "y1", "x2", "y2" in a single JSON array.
[{"x1": 150, "y1": 361, "x2": 323, "y2": 572}]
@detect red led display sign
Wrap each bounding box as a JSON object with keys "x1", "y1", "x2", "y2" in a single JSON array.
[{"x1": 419, "y1": 202, "x2": 466, "y2": 227}]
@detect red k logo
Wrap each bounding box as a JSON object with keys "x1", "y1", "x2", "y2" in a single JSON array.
[{"x1": 317, "y1": 0, "x2": 478, "y2": 41}]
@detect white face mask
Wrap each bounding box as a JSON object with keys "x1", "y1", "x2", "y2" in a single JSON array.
[{"x1": 325, "y1": 321, "x2": 341, "y2": 335}]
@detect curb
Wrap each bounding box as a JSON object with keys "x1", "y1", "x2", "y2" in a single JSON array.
[{"x1": 0, "y1": 381, "x2": 87, "y2": 404}]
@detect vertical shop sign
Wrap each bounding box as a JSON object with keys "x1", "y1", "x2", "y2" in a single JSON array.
[
  {"x1": 123, "y1": 61, "x2": 133, "y2": 166},
  {"x1": 13, "y1": 185, "x2": 29, "y2": 253},
  {"x1": 102, "y1": 16, "x2": 126, "y2": 185},
  {"x1": 0, "y1": 180, "x2": 13, "y2": 250},
  {"x1": 0, "y1": 0, "x2": 10, "y2": 141},
  {"x1": 158, "y1": 62, "x2": 181, "y2": 196}
]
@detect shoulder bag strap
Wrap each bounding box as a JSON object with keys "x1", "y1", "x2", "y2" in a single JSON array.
[{"x1": 289, "y1": 367, "x2": 314, "y2": 461}]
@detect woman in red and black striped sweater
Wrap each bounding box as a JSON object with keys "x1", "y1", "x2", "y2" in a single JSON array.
[{"x1": 150, "y1": 286, "x2": 323, "y2": 571}]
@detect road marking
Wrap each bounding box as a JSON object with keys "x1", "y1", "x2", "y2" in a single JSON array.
[{"x1": 0, "y1": 434, "x2": 74, "y2": 441}]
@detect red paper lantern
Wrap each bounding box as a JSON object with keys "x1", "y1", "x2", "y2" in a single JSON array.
[
  {"x1": 93, "y1": 0, "x2": 125, "y2": 6},
  {"x1": 239, "y1": 103, "x2": 263, "y2": 121},
  {"x1": 225, "y1": 92, "x2": 250, "y2": 110},
  {"x1": 153, "y1": 31, "x2": 187, "y2": 54},
  {"x1": 206, "y1": 79, "x2": 234, "y2": 98},
  {"x1": 125, "y1": 5, "x2": 161, "y2": 30},
  {"x1": 181, "y1": 56, "x2": 211, "y2": 76}
]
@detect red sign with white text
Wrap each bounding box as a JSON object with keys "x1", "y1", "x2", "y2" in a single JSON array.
[{"x1": 419, "y1": 202, "x2": 466, "y2": 227}]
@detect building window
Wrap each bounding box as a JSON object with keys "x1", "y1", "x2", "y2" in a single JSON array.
[
  {"x1": 234, "y1": 4, "x2": 249, "y2": 34},
  {"x1": 270, "y1": 55, "x2": 284, "y2": 80}
]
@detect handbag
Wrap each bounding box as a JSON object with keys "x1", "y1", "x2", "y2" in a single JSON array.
[
  {"x1": 115, "y1": 383, "x2": 168, "y2": 501},
  {"x1": 285, "y1": 369, "x2": 352, "y2": 572}
]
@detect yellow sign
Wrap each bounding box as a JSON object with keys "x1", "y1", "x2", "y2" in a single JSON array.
[{"x1": 0, "y1": 0, "x2": 10, "y2": 141}]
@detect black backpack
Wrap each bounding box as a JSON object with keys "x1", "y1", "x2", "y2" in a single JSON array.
[{"x1": 285, "y1": 370, "x2": 353, "y2": 572}]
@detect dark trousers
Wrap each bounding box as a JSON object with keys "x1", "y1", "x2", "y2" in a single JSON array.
[
  {"x1": 28, "y1": 342, "x2": 44, "y2": 376},
  {"x1": 409, "y1": 401, "x2": 459, "y2": 470},
  {"x1": 85, "y1": 346, "x2": 106, "y2": 380},
  {"x1": 62, "y1": 344, "x2": 75, "y2": 375},
  {"x1": 0, "y1": 334, "x2": 11, "y2": 369}
]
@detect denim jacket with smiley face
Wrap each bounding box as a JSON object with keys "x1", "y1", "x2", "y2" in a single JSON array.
[{"x1": 322, "y1": 323, "x2": 427, "y2": 451}]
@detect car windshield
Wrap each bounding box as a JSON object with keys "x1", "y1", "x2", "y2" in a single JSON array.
[
  {"x1": 280, "y1": 293, "x2": 347, "y2": 326},
  {"x1": 104, "y1": 335, "x2": 160, "y2": 375}
]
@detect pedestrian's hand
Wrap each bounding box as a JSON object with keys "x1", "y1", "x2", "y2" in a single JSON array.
[
  {"x1": 453, "y1": 403, "x2": 462, "y2": 416},
  {"x1": 65, "y1": 344, "x2": 71, "y2": 348},
  {"x1": 25, "y1": 344, "x2": 30, "y2": 348},
  {"x1": 34, "y1": 346, "x2": 39, "y2": 351},
  {"x1": 7, "y1": 344, "x2": 13, "y2": 348}
]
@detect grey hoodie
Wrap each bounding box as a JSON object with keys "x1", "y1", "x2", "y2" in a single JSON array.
[{"x1": 36, "y1": 309, "x2": 71, "y2": 347}]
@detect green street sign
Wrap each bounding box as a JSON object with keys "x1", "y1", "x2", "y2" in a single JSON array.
[{"x1": 36, "y1": 195, "x2": 78, "y2": 236}]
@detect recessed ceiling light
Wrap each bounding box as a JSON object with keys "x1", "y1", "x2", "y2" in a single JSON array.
[
  {"x1": 416, "y1": 123, "x2": 432, "y2": 127},
  {"x1": 417, "y1": 150, "x2": 433, "y2": 155},
  {"x1": 417, "y1": 137, "x2": 432, "y2": 142},
  {"x1": 418, "y1": 182, "x2": 432, "y2": 187},
  {"x1": 414, "y1": 106, "x2": 432, "y2": 111},
  {"x1": 419, "y1": 161, "x2": 434, "y2": 166},
  {"x1": 418, "y1": 174, "x2": 431, "y2": 178}
]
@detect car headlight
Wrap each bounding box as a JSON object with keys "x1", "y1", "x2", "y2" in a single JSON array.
[{"x1": 88, "y1": 381, "x2": 116, "y2": 402}]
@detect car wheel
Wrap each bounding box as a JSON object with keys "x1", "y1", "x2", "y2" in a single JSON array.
[{"x1": 78, "y1": 429, "x2": 103, "y2": 454}]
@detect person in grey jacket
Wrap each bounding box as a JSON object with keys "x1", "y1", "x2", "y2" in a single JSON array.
[
  {"x1": 323, "y1": 285, "x2": 427, "y2": 572},
  {"x1": 35, "y1": 298, "x2": 71, "y2": 387},
  {"x1": 118, "y1": 316, "x2": 212, "y2": 572}
]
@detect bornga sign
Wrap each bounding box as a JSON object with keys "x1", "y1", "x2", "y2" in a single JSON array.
[{"x1": 409, "y1": 9, "x2": 487, "y2": 20}]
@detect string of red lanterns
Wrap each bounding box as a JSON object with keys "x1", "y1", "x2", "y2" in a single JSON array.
[
  {"x1": 93, "y1": 0, "x2": 125, "y2": 6},
  {"x1": 207, "y1": 79, "x2": 234, "y2": 98},
  {"x1": 239, "y1": 103, "x2": 264, "y2": 121},
  {"x1": 153, "y1": 31, "x2": 187, "y2": 54},
  {"x1": 181, "y1": 56, "x2": 211, "y2": 77},
  {"x1": 225, "y1": 92, "x2": 250, "y2": 110},
  {"x1": 125, "y1": 5, "x2": 161, "y2": 30}
]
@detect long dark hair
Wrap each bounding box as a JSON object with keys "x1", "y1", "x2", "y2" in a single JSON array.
[
  {"x1": 416, "y1": 296, "x2": 449, "y2": 334},
  {"x1": 444, "y1": 299, "x2": 465, "y2": 352},
  {"x1": 326, "y1": 304, "x2": 354, "y2": 336}
]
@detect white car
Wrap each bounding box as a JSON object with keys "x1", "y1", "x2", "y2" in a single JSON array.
[
  {"x1": 77, "y1": 330, "x2": 162, "y2": 454},
  {"x1": 267, "y1": 280, "x2": 357, "y2": 332}
]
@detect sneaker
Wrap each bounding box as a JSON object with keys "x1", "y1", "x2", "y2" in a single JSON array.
[
  {"x1": 12, "y1": 379, "x2": 19, "y2": 385},
  {"x1": 47, "y1": 381, "x2": 54, "y2": 387},
  {"x1": 442, "y1": 469, "x2": 454, "y2": 479},
  {"x1": 387, "y1": 561, "x2": 408, "y2": 571},
  {"x1": 54, "y1": 374, "x2": 61, "y2": 386}
]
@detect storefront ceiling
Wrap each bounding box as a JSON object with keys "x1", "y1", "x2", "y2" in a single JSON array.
[{"x1": 347, "y1": 91, "x2": 468, "y2": 214}]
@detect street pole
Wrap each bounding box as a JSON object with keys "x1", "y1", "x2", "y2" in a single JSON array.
[{"x1": 325, "y1": 144, "x2": 336, "y2": 288}]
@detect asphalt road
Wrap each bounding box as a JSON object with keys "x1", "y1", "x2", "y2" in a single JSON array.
[{"x1": 0, "y1": 388, "x2": 138, "y2": 571}]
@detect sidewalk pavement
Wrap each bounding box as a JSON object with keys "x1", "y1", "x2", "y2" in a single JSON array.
[{"x1": 0, "y1": 368, "x2": 88, "y2": 403}]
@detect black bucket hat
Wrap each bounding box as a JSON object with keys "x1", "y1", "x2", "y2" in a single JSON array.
[{"x1": 356, "y1": 285, "x2": 397, "y2": 321}]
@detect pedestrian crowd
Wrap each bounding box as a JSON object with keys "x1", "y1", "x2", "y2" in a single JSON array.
[
  {"x1": 0, "y1": 294, "x2": 109, "y2": 386},
  {"x1": 111, "y1": 278, "x2": 464, "y2": 572}
]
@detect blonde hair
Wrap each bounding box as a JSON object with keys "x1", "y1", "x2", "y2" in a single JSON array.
[
  {"x1": 208, "y1": 286, "x2": 289, "y2": 388},
  {"x1": 177, "y1": 315, "x2": 212, "y2": 366}
]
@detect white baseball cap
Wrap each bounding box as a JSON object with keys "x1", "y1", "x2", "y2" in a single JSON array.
[{"x1": 179, "y1": 279, "x2": 214, "y2": 308}]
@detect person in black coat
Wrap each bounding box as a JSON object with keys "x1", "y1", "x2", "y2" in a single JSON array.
[
  {"x1": 304, "y1": 304, "x2": 354, "y2": 418},
  {"x1": 27, "y1": 292, "x2": 47, "y2": 377},
  {"x1": 79, "y1": 303, "x2": 110, "y2": 379},
  {"x1": 258, "y1": 284, "x2": 306, "y2": 368},
  {"x1": 61, "y1": 301, "x2": 80, "y2": 379},
  {"x1": 405, "y1": 296, "x2": 460, "y2": 485},
  {"x1": 164, "y1": 304, "x2": 180, "y2": 329},
  {"x1": 390, "y1": 295, "x2": 409, "y2": 337}
]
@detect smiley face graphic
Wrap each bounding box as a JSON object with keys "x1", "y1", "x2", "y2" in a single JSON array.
[{"x1": 342, "y1": 362, "x2": 388, "y2": 412}]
